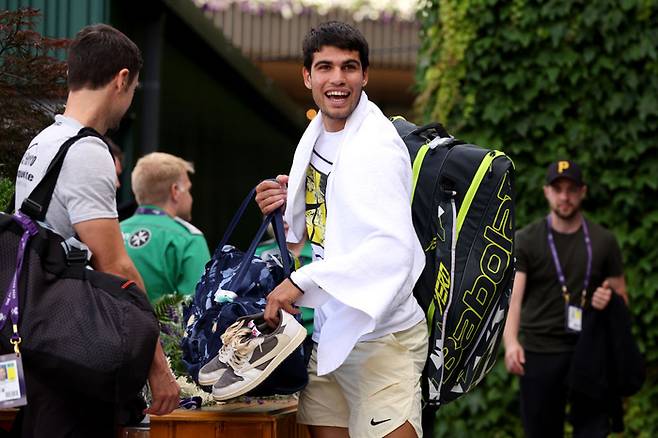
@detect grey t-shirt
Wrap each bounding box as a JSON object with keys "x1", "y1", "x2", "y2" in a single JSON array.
[{"x1": 14, "y1": 115, "x2": 118, "y2": 241}]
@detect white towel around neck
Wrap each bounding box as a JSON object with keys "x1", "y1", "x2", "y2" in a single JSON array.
[{"x1": 284, "y1": 92, "x2": 425, "y2": 375}]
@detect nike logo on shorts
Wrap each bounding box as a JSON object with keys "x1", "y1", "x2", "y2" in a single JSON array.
[{"x1": 370, "y1": 418, "x2": 391, "y2": 426}]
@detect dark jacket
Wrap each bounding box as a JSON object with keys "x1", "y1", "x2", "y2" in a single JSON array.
[{"x1": 569, "y1": 293, "x2": 645, "y2": 431}]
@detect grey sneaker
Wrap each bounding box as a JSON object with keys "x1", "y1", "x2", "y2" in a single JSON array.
[
  {"x1": 212, "y1": 309, "x2": 306, "y2": 401},
  {"x1": 197, "y1": 316, "x2": 251, "y2": 386}
]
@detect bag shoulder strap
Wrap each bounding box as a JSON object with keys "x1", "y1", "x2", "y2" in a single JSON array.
[
  {"x1": 217, "y1": 183, "x2": 292, "y2": 283},
  {"x1": 19, "y1": 127, "x2": 107, "y2": 221}
]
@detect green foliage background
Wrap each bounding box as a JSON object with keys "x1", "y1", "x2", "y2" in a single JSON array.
[
  {"x1": 416, "y1": 0, "x2": 658, "y2": 435},
  {"x1": 1, "y1": 9, "x2": 67, "y2": 215},
  {"x1": 0, "y1": 178, "x2": 13, "y2": 212}
]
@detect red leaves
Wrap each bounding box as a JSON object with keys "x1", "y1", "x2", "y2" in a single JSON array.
[{"x1": 0, "y1": 8, "x2": 69, "y2": 179}]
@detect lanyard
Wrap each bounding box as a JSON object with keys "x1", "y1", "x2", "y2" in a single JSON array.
[
  {"x1": 1, "y1": 212, "x2": 39, "y2": 355},
  {"x1": 546, "y1": 215, "x2": 592, "y2": 307},
  {"x1": 136, "y1": 206, "x2": 167, "y2": 216}
]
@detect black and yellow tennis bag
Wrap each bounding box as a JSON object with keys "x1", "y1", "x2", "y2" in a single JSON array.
[{"x1": 392, "y1": 117, "x2": 515, "y2": 406}]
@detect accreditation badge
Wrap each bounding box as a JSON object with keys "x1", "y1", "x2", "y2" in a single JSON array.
[
  {"x1": 565, "y1": 304, "x2": 583, "y2": 333},
  {"x1": 0, "y1": 353, "x2": 27, "y2": 408}
]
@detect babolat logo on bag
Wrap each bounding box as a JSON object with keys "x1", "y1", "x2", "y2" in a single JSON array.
[{"x1": 391, "y1": 117, "x2": 515, "y2": 406}]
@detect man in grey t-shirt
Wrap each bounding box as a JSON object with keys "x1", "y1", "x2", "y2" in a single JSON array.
[
  {"x1": 15, "y1": 114, "x2": 118, "y2": 244},
  {"x1": 13, "y1": 24, "x2": 179, "y2": 438}
]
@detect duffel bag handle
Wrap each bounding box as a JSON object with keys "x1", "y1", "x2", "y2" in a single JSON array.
[
  {"x1": 228, "y1": 210, "x2": 291, "y2": 290},
  {"x1": 216, "y1": 186, "x2": 258, "y2": 252},
  {"x1": 218, "y1": 183, "x2": 292, "y2": 292},
  {"x1": 216, "y1": 183, "x2": 290, "y2": 265},
  {"x1": 271, "y1": 207, "x2": 292, "y2": 273}
]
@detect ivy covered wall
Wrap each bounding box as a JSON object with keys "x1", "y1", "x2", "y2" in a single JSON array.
[{"x1": 416, "y1": 0, "x2": 658, "y2": 435}]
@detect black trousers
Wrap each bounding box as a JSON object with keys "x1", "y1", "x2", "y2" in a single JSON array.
[{"x1": 520, "y1": 351, "x2": 609, "y2": 438}]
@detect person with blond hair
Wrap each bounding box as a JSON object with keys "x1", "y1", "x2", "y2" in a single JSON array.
[{"x1": 121, "y1": 152, "x2": 210, "y2": 302}]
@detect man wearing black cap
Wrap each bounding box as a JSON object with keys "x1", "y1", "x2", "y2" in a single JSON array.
[{"x1": 503, "y1": 160, "x2": 628, "y2": 437}]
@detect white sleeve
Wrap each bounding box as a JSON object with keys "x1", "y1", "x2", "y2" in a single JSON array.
[
  {"x1": 291, "y1": 270, "x2": 331, "y2": 307},
  {"x1": 57, "y1": 137, "x2": 118, "y2": 224}
]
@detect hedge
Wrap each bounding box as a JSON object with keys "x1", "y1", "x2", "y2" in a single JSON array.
[
  {"x1": 416, "y1": 0, "x2": 658, "y2": 435},
  {"x1": 0, "y1": 178, "x2": 13, "y2": 212}
]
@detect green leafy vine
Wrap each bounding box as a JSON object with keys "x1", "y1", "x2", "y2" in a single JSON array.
[
  {"x1": 416, "y1": 0, "x2": 658, "y2": 434},
  {"x1": 415, "y1": 0, "x2": 479, "y2": 124}
]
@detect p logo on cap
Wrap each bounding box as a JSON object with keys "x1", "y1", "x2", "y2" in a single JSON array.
[{"x1": 545, "y1": 159, "x2": 584, "y2": 186}]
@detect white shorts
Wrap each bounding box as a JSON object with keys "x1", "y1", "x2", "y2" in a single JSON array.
[{"x1": 297, "y1": 322, "x2": 428, "y2": 437}]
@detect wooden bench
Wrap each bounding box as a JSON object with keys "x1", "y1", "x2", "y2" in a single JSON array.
[
  {"x1": 4, "y1": 398, "x2": 309, "y2": 438},
  {"x1": 149, "y1": 398, "x2": 310, "y2": 438}
]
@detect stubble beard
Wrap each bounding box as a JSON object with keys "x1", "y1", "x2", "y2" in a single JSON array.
[
  {"x1": 320, "y1": 91, "x2": 362, "y2": 125},
  {"x1": 553, "y1": 205, "x2": 579, "y2": 221},
  {"x1": 324, "y1": 109, "x2": 349, "y2": 123}
]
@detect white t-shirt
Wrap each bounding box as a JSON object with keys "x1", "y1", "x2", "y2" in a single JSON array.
[
  {"x1": 303, "y1": 129, "x2": 342, "y2": 342},
  {"x1": 14, "y1": 115, "x2": 118, "y2": 241},
  {"x1": 305, "y1": 129, "x2": 342, "y2": 262}
]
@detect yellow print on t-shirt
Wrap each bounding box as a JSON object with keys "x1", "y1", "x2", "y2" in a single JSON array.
[{"x1": 305, "y1": 164, "x2": 327, "y2": 250}]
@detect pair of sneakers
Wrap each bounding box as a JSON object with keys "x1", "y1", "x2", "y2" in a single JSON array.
[{"x1": 198, "y1": 309, "x2": 306, "y2": 401}]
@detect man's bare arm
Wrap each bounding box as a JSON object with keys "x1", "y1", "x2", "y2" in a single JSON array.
[
  {"x1": 503, "y1": 271, "x2": 527, "y2": 375},
  {"x1": 75, "y1": 218, "x2": 144, "y2": 288}
]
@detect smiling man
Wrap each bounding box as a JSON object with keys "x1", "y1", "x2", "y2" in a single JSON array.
[
  {"x1": 255, "y1": 21, "x2": 427, "y2": 438},
  {"x1": 503, "y1": 160, "x2": 628, "y2": 437}
]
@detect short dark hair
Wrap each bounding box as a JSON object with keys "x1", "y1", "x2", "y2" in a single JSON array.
[
  {"x1": 67, "y1": 24, "x2": 143, "y2": 91},
  {"x1": 302, "y1": 21, "x2": 369, "y2": 71}
]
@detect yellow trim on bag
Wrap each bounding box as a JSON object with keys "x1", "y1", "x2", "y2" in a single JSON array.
[
  {"x1": 411, "y1": 145, "x2": 430, "y2": 204},
  {"x1": 456, "y1": 151, "x2": 505, "y2": 239}
]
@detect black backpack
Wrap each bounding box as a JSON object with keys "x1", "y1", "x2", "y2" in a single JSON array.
[
  {"x1": 0, "y1": 128, "x2": 159, "y2": 410},
  {"x1": 392, "y1": 117, "x2": 515, "y2": 406}
]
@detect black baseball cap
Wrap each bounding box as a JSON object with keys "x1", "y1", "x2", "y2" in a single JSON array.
[{"x1": 545, "y1": 160, "x2": 584, "y2": 186}]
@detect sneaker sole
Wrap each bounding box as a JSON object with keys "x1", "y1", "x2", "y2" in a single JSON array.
[{"x1": 212, "y1": 325, "x2": 307, "y2": 401}]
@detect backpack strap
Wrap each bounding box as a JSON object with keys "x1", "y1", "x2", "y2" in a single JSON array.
[{"x1": 19, "y1": 127, "x2": 107, "y2": 221}]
